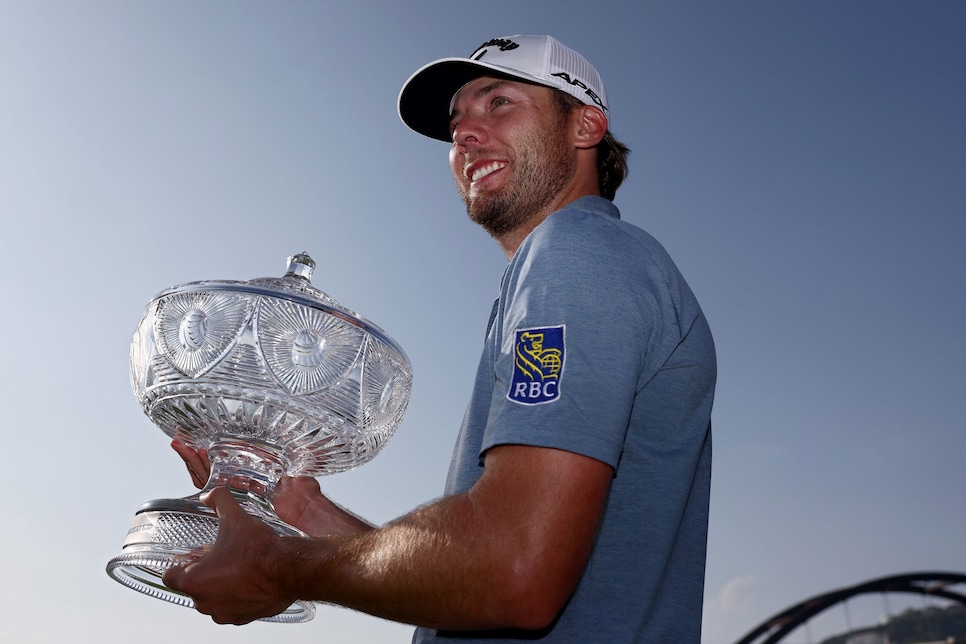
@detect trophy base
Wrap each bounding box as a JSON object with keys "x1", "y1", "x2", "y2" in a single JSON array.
[{"x1": 106, "y1": 495, "x2": 315, "y2": 623}]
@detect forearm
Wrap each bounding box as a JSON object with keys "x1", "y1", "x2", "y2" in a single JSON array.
[
  {"x1": 167, "y1": 445, "x2": 611, "y2": 629},
  {"x1": 275, "y1": 492, "x2": 557, "y2": 631}
]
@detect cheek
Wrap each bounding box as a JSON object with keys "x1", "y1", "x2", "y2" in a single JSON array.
[{"x1": 448, "y1": 147, "x2": 465, "y2": 181}]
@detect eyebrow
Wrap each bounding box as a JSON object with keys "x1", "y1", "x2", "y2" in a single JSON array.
[
  {"x1": 449, "y1": 79, "x2": 512, "y2": 122},
  {"x1": 469, "y1": 80, "x2": 510, "y2": 102}
]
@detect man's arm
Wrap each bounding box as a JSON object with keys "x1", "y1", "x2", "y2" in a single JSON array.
[{"x1": 163, "y1": 443, "x2": 613, "y2": 630}]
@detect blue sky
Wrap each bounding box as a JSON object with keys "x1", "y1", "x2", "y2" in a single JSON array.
[{"x1": 1, "y1": 2, "x2": 963, "y2": 642}]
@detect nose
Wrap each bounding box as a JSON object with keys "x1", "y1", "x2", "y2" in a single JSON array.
[{"x1": 451, "y1": 112, "x2": 485, "y2": 152}]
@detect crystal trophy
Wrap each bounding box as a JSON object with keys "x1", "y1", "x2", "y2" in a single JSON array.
[{"x1": 106, "y1": 252, "x2": 412, "y2": 622}]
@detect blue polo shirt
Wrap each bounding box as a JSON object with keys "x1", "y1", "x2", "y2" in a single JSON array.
[{"x1": 414, "y1": 196, "x2": 716, "y2": 643}]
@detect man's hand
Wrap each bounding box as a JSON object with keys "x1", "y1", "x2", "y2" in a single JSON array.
[
  {"x1": 170, "y1": 439, "x2": 372, "y2": 537},
  {"x1": 161, "y1": 486, "x2": 296, "y2": 625},
  {"x1": 273, "y1": 476, "x2": 374, "y2": 537},
  {"x1": 171, "y1": 439, "x2": 210, "y2": 489}
]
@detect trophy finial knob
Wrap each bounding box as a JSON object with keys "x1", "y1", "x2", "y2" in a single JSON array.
[{"x1": 285, "y1": 252, "x2": 315, "y2": 282}]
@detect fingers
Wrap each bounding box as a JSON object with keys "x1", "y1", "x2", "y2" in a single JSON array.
[
  {"x1": 200, "y1": 486, "x2": 262, "y2": 538},
  {"x1": 162, "y1": 551, "x2": 195, "y2": 591},
  {"x1": 171, "y1": 439, "x2": 211, "y2": 489},
  {"x1": 273, "y1": 477, "x2": 374, "y2": 537},
  {"x1": 200, "y1": 486, "x2": 245, "y2": 521},
  {"x1": 171, "y1": 546, "x2": 211, "y2": 568},
  {"x1": 200, "y1": 485, "x2": 231, "y2": 509},
  {"x1": 159, "y1": 487, "x2": 290, "y2": 625},
  {"x1": 163, "y1": 488, "x2": 243, "y2": 596},
  {"x1": 161, "y1": 563, "x2": 183, "y2": 590},
  {"x1": 275, "y1": 475, "x2": 323, "y2": 497}
]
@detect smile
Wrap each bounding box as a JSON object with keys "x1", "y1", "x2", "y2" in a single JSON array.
[{"x1": 468, "y1": 161, "x2": 507, "y2": 183}]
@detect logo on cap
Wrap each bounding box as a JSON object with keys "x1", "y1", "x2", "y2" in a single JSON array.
[
  {"x1": 470, "y1": 38, "x2": 520, "y2": 61},
  {"x1": 508, "y1": 326, "x2": 565, "y2": 405},
  {"x1": 551, "y1": 72, "x2": 607, "y2": 111}
]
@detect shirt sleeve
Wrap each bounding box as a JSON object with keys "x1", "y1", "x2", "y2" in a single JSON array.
[{"x1": 480, "y1": 211, "x2": 681, "y2": 468}]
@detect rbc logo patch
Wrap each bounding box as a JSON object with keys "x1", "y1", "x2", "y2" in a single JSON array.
[{"x1": 508, "y1": 326, "x2": 565, "y2": 405}]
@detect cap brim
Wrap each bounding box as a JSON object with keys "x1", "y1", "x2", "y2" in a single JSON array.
[{"x1": 397, "y1": 58, "x2": 551, "y2": 142}]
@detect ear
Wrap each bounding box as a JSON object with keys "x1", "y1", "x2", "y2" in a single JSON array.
[{"x1": 571, "y1": 105, "x2": 608, "y2": 149}]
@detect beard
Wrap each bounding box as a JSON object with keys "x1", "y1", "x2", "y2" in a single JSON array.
[{"x1": 456, "y1": 119, "x2": 575, "y2": 239}]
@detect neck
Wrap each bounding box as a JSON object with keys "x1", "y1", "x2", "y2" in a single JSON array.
[{"x1": 496, "y1": 185, "x2": 601, "y2": 260}]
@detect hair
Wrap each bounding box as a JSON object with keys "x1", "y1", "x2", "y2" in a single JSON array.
[{"x1": 551, "y1": 90, "x2": 630, "y2": 201}]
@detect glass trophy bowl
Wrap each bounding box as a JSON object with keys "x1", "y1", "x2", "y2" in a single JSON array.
[{"x1": 106, "y1": 252, "x2": 412, "y2": 623}]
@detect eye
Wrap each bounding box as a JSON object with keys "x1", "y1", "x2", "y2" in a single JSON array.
[{"x1": 491, "y1": 96, "x2": 510, "y2": 108}]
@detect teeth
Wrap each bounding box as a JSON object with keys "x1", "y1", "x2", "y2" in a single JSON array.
[{"x1": 470, "y1": 162, "x2": 505, "y2": 182}]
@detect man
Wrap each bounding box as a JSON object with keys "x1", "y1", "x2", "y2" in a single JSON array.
[{"x1": 165, "y1": 35, "x2": 716, "y2": 642}]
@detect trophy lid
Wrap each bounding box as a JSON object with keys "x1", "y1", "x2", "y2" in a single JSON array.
[{"x1": 151, "y1": 251, "x2": 407, "y2": 360}]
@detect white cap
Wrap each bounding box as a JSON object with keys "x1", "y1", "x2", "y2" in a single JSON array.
[{"x1": 398, "y1": 35, "x2": 609, "y2": 142}]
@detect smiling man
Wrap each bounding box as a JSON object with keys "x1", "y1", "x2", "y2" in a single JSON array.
[
  {"x1": 165, "y1": 35, "x2": 716, "y2": 643},
  {"x1": 449, "y1": 77, "x2": 590, "y2": 253}
]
